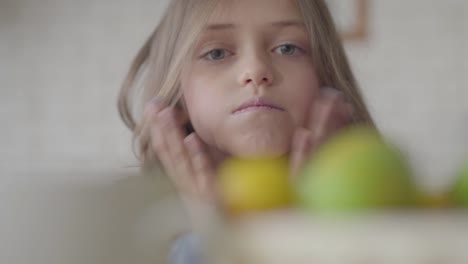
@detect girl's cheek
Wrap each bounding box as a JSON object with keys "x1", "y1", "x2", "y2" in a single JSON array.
[
  {"x1": 290, "y1": 88, "x2": 317, "y2": 127},
  {"x1": 184, "y1": 90, "x2": 219, "y2": 142}
]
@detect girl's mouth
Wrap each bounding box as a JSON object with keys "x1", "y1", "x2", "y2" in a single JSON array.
[{"x1": 232, "y1": 97, "x2": 285, "y2": 114}]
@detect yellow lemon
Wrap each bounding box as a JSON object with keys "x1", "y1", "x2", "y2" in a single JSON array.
[{"x1": 218, "y1": 157, "x2": 294, "y2": 216}]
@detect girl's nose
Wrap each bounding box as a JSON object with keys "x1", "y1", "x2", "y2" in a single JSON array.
[{"x1": 238, "y1": 54, "x2": 274, "y2": 88}]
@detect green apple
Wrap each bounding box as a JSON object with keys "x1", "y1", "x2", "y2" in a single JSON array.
[
  {"x1": 450, "y1": 161, "x2": 468, "y2": 207},
  {"x1": 217, "y1": 157, "x2": 295, "y2": 216},
  {"x1": 297, "y1": 126, "x2": 416, "y2": 213}
]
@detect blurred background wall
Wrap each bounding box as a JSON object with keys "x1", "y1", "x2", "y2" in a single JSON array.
[
  {"x1": 346, "y1": 0, "x2": 468, "y2": 189},
  {"x1": 0, "y1": 0, "x2": 467, "y2": 263},
  {"x1": 1, "y1": 0, "x2": 168, "y2": 174}
]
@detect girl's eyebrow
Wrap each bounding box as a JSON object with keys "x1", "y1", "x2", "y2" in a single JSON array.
[{"x1": 205, "y1": 19, "x2": 305, "y2": 31}]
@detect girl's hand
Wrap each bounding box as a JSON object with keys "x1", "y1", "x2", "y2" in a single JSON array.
[
  {"x1": 289, "y1": 87, "x2": 355, "y2": 177},
  {"x1": 144, "y1": 100, "x2": 219, "y2": 229}
]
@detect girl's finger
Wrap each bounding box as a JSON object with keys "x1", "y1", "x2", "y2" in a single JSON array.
[
  {"x1": 150, "y1": 110, "x2": 178, "y2": 181},
  {"x1": 158, "y1": 108, "x2": 196, "y2": 194},
  {"x1": 142, "y1": 98, "x2": 167, "y2": 156},
  {"x1": 144, "y1": 98, "x2": 167, "y2": 120},
  {"x1": 184, "y1": 133, "x2": 216, "y2": 200},
  {"x1": 310, "y1": 87, "x2": 353, "y2": 144},
  {"x1": 144, "y1": 98, "x2": 187, "y2": 126},
  {"x1": 289, "y1": 128, "x2": 312, "y2": 178}
]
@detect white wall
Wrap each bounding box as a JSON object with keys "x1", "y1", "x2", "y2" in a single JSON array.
[
  {"x1": 0, "y1": 0, "x2": 467, "y2": 263},
  {"x1": 0, "y1": 0, "x2": 168, "y2": 173},
  {"x1": 346, "y1": 0, "x2": 468, "y2": 189}
]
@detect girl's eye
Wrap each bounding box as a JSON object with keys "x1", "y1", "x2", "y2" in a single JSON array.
[
  {"x1": 274, "y1": 44, "x2": 303, "y2": 56},
  {"x1": 203, "y1": 49, "x2": 232, "y2": 61}
]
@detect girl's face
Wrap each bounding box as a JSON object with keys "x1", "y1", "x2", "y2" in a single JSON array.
[{"x1": 181, "y1": 0, "x2": 319, "y2": 158}]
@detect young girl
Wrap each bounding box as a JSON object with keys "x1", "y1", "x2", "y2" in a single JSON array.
[{"x1": 118, "y1": 0, "x2": 374, "y2": 262}]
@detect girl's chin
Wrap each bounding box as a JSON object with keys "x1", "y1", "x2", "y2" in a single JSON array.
[{"x1": 212, "y1": 121, "x2": 295, "y2": 158}]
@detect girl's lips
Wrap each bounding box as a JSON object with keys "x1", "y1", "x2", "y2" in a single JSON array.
[{"x1": 232, "y1": 97, "x2": 285, "y2": 114}]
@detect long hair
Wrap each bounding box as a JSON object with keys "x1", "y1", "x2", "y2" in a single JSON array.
[{"x1": 295, "y1": 0, "x2": 373, "y2": 125}]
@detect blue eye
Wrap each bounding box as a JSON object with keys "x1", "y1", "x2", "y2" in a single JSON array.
[
  {"x1": 204, "y1": 49, "x2": 231, "y2": 61},
  {"x1": 274, "y1": 44, "x2": 303, "y2": 56}
]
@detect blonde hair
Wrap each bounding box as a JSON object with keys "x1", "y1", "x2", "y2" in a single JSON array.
[{"x1": 118, "y1": 0, "x2": 375, "y2": 168}]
